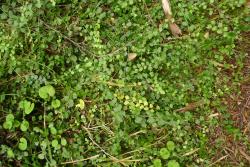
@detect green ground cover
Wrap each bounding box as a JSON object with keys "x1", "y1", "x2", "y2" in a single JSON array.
[{"x1": 0, "y1": 0, "x2": 249, "y2": 166}]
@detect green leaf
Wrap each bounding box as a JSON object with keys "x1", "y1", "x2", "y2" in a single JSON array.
[
  {"x1": 50, "y1": 159, "x2": 57, "y2": 166},
  {"x1": 167, "y1": 141, "x2": 175, "y2": 151},
  {"x1": 19, "y1": 100, "x2": 34, "y2": 115},
  {"x1": 39, "y1": 85, "x2": 55, "y2": 99},
  {"x1": 61, "y1": 138, "x2": 67, "y2": 146},
  {"x1": 50, "y1": 127, "x2": 57, "y2": 135},
  {"x1": 153, "y1": 159, "x2": 162, "y2": 167},
  {"x1": 35, "y1": 0, "x2": 42, "y2": 8},
  {"x1": 51, "y1": 99, "x2": 61, "y2": 109},
  {"x1": 13, "y1": 120, "x2": 20, "y2": 128},
  {"x1": 3, "y1": 121, "x2": 13, "y2": 130},
  {"x1": 20, "y1": 120, "x2": 29, "y2": 132},
  {"x1": 18, "y1": 138, "x2": 27, "y2": 151},
  {"x1": 76, "y1": 99, "x2": 85, "y2": 110},
  {"x1": 167, "y1": 160, "x2": 180, "y2": 167},
  {"x1": 160, "y1": 148, "x2": 170, "y2": 159},
  {"x1": 3, "y1": 114, "x2": 14, "y2": 129},
  {"x1": 6, "y1": 114, "x2": 14, "y2": 122},
  {"x1": 0, "y1": 13, "x2": 7, "y2": 20},
  {"x1": 33, "y1": 127, "x2": 43, "y2": 133},
  {"x1": 239, "y1": 0, "x2": 246, "y2": 5},
  {"x1": 38, "y1": 153, "x2": 45, "y2": 159},
  {"x1": 7, "y1": 149, "x2": 14, "y2": 158},
  {"x1": 41, "y1": 140, "x2": 47, "y2": 149},
  {"x1": 24, "y1": 102, "x2": 34, "y2": 115},
  {"x1": 51, "y1": 139, "x2": 59, "y2": 148}
]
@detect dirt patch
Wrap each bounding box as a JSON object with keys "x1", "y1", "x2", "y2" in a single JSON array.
[
  {"x1": 209, "y1": 32, "x2": 250, "y2": 166},
  {"x1": 230, "y1": 32, "x2": 250, "y2": 138}
]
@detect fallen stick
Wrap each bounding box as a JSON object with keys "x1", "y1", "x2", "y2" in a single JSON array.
[{"x1": 161, "y1": 0, "x2": 182, "y2": 36}]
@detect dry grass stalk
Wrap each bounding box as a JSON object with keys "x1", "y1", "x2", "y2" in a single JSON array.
[
  {"x1": 239, "y1": 148, "x2": 250, "y2": 162},
  {"x1": 61, "y1": 155, "x2": 100, "y2": 165},
  {"x1": 208, "y1": 155, "x2": 229, "y2": 167}
]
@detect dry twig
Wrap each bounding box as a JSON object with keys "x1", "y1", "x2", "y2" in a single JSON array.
[
  {"x1": 208, "y1": 155, "x2": 229, "y2": 167},
  {"x1": 82, "y1": 126, "x2": 127, "y2": 166}
]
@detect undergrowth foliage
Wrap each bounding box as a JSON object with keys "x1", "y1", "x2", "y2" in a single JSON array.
[{"x1": 0, "y1": 0, "x2": 248, "y2": 166}]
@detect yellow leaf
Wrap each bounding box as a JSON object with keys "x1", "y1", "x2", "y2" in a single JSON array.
[
  {"x1": 76, "y1": 99, "x2": 85, "y2": 110},
  {"x1": 204, "y1": 32, "x2": 209, "y2": 39}
]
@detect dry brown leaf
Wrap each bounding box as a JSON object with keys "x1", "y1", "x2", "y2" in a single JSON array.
[
  {"x1": 247, "y1": 0, "x2": 250, "y2": 8},
  {"x1": 169, "y1": 23, "x2": 182, "y2": 37},
  {"x1": 128, "y1": 53, "x2": 137, "y2": 61},
  {"x1": 175, "y1": 100, "x2": 205, "y2": 112}
]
